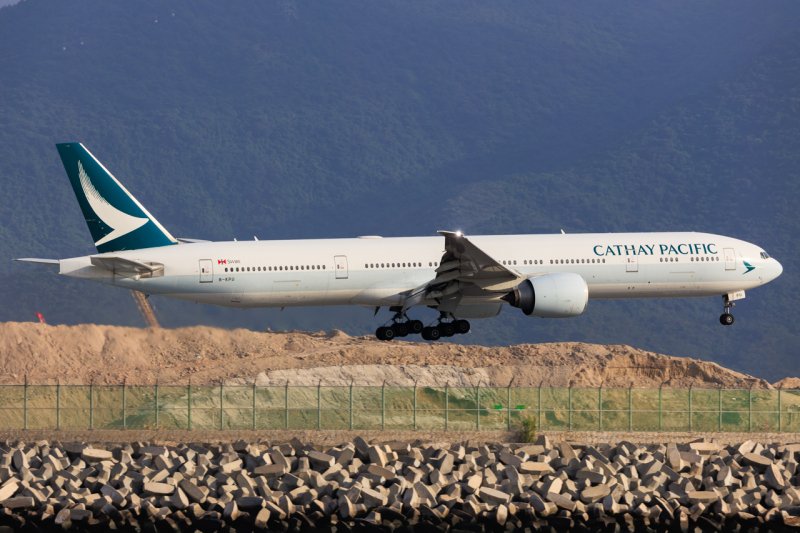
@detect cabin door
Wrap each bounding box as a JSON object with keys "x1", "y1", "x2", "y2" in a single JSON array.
[
  {"x1": 334, "y1": 256, "x2": 348, "y2": 279},
  {"x1": 626, "y1": 256, "x2": 638, "y2": 272},
  {"x1": 724, "y1": 248, "x2": 736, "y2": 270},
  {"x1": 199, "y1": 259, "x2": 213, "y2": 283}
]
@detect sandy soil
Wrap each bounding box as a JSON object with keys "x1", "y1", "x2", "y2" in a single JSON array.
[{"x1": 0, "y1": 322, "x2": 792, "y2": 389}]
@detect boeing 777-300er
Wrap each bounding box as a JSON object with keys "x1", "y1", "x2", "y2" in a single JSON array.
[{"x1": 15, "y1": 143, "x2": 783, "y2": 340}]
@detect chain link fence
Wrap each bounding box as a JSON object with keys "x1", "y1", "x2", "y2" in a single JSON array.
[{"x1": 0, "y1": 384, "x2": 798, "y2": 432}]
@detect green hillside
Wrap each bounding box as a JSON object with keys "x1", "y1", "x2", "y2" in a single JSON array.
[{"x1": 1, "y1": 0, "x2": 799, "y2": 382}]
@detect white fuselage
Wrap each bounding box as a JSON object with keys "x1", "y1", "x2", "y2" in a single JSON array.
[{"x1": 58, "y1": 232, "x2": 782, "y2": 314}]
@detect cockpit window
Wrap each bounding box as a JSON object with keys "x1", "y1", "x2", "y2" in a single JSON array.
[{"x1": 760, "y1": 252, "x2": 770, "y2": 259}]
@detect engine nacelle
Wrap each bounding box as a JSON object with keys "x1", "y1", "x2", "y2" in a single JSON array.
[{"x1": 503, "y1": 273, "x2": 588, "y2": 318}]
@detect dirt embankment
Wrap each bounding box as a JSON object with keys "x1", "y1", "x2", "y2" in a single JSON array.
[{"x1": 0, "y1": 322, "x2": 792, "y2": 389}]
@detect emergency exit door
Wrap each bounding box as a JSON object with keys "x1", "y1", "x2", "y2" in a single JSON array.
[
  {"x1": 334, "y1": 256, "x2": 348, "y2": 279},
  {"x1": 626, "y1": 256, "x2": 638, "y2": 272},
  {"x1": 199, "y1": 259, "x2": 213, "y2": 282},
  {"x1": 724, "y1": 248, "x2": 736, "y2": 270}
]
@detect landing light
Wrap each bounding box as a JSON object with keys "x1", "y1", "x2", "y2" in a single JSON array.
[{"x1": 455, "y1": 231, "x2": 462, "y2": 237}]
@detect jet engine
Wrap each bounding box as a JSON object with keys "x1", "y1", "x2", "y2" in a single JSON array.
[{"x1": 502, "y1": 273, "x2": 588, "y2": 318}]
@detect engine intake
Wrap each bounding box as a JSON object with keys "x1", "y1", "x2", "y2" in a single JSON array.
[{"x1": 502, "y1": 273, "x2": 588, "y2": 318}]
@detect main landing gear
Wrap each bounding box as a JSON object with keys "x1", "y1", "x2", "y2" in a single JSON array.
[
  {"x1": 375, "y1": 311, "x2": 423, "y2": 341},
  {"x1": 719, "y1": 295, "x2": 735, "y2": 326},
  {"x1": 374, "y1": 311, "x2": 470, "y2": 341}
]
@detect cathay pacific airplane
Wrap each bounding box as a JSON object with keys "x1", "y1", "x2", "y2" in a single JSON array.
[{"x1": 16, "y1": 144, "x2": 783, "y2": 341}]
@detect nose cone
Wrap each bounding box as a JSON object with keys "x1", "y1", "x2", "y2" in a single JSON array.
[{"x1": 774, "y1": 260, "x2": 783, "y2": 280}]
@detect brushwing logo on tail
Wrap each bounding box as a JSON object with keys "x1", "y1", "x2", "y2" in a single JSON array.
[{"x1": 78, "y1": 161, "x2": 148, "y2": 246}]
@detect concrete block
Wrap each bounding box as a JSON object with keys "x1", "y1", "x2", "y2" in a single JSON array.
[
  {"x1": 764, "y1": 464, "x2": 786, "y2": 490},
  {"x1": 479, "y1": 486, "x2": 510, "y2": 505},
  {"x1": 367, "y1": 446, "x2": 388, "y2": 467},
  {"x1": 743, "y1": 453, "x2": 772, "y2": 470},
  {"x1": 307, "y1": 451, "x2": 335, "y2": 469},
  {"x1": 80, "y1": 449, "x2": 112, "y2": 462},
  {"x1": 143, "y1": 482, "x2": 174, "y2": 496},
  {"x1": 254, "y1": 464, "x2": 286, "y2": 478},
  {"x1": 362, "y1": 487, "x2": 388, "y2": 508},
  {"x1": 546, "y1": 492, "x2": 576, "y2": 511},
  {"x1": 519, "y1": 462, "x2": 553, "y2": 477},
  {"x1": 580, "y1": 484, "x2": 610, "y2": 504},
  {"x1": 687, "y1": 491, "x2": 718, "y2": 505},
  {"x1": 366, "y1": 464, "x2": 396, "y2": 481}
]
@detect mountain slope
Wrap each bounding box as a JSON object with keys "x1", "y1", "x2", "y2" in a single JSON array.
[{"x1": 0, "y1": 0, "x2": 799, "y2": 382}]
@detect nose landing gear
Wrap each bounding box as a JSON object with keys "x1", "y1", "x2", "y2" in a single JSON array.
[{"x1": 719, "y1": 295, "x2": 735, "y2": 326}]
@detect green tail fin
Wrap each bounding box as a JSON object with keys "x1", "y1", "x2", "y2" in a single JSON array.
[{"x1": 56, "y1": 143, "x2": 178, "y2": 253}]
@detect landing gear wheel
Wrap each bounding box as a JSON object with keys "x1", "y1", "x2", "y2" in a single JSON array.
[
  {"x1": 392, "y1": 322, "x2": 409, "y2": 337},
  {"x1": 383, "y1": 326, "x2": 396, "y2": 340},
  {"x1": 408, "y1": 320, "x2": 424, "y2": 335},
  {"x1": 440, "y1": 322, "x2": 456, "y2": 337},
  {"x1": 424, "y1": 326, "x2": 441, "y2": 341},
  {"x1": 455, "y1": 320, "x2": 470, "y2": 334},
  {"x1": 376, "y1": 327, "x2": 387, "y2": 340},
  {"x1": 720, "y1": 313, "x2": 734, "y2": 326}
]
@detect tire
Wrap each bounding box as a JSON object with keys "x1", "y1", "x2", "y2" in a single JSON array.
[
  {"x1": 409, "y1": 320, "x2": 424, "y2": 335},
  {"x1": 384, "y1": 326, "x2": 396, "y2": 340},
  {"x1": 393, "y1": 323, "x2": 409, "y2": 337},
  {"x1": 421, "y1": 328, "x2": 432, "y2": 341},
  {"x1": 375, "y1": 327, "x2": 387, "y2": 340},
  {"x1": 428, "y1": 327, "x2": 441, "y2": 341},
  {"x1": 455, "y1": 320, "x2": 470, "y2": 334},
  {"x1": 441, "y1": 322, "x2": 456, "y2": 337},
  {"x1": 720, "y1": 313, "x2": 734, "y2": 326}
]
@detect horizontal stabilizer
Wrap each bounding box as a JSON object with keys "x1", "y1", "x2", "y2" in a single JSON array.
[
  {"x1": 176, "y1": 238, "x2": 212, "y2": 244},
  {"x1": 13, "y1": 258, "x2": 60, "y2": 265}
]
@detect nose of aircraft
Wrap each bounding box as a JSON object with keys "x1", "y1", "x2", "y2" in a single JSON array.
[{"x1": 774, "y1": 259, "x2": 783, "y2": 280}]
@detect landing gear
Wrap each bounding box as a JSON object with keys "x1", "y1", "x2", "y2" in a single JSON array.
[
  {"x1": 374, "y1": 311, "x2": 424, "y2": 341},
  {"x1": 375, "y1": 310, "x2": 471, "y2": 342},
  {"x1": 719, "y1": 295, "x2": 735, "y2": 326}
]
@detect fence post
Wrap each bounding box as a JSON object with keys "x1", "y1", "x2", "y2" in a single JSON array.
[
  {"x1": 748, "y1": 384, "x2": 753, "y2": 432},
  {"x1": 219, "y1": 381, "x2": 224, "y2": 430},
  {"x1": 381, "y1": 381, "x2": 386, "y2": 431},
  {"x1": 122, "y1": 379, "x2": 127, "y2": 431},
  {"x1": 568, "y1": 386, "x2": 572, "y2": 431},
  {"x1": 413, "y1": 381, "x2": 417, "y2": 431},
  {"x1": 658, "y1": 384, "x2": 663, "y2": 431},
  {"x1": 689, "y1": 385, "x2": 693, "y2": 432},
  {"x1": 90, "y1": 379, "x2": 94, "y2": 431},
  {"x1": 628, "y1": 384, "x2": 632, "y2": 432},
  {"x1": 718, "y1": 389, "x2": 722, "y2": 432},
  {"x1": 318, "y1": 380, "x2": 322, "y2": 430},
  {"x1": 445, "y1": 383, "x2": 449, "y2": 431},
  {"x1": 56, "y1": 379, "x2": 61, "y2": 431},
  {"x1": 538, "y1": 385, "x2": 542, "y2": 431},
  {"x1": 476, "y1": 383, "x2": 481, "y2": 431},
  {"x1": 507, "y1": 381, "x2": 512, "y2": 431},
  {"x1": 285, "y1": 382, "x2": 289, "y2": 430},
  {"x1": 350, "y1": 380, "x2": 354, "y2": 430},
  {"x1": 598, "y1": 384, "x2": 603, "y2": 431},
  {"x1": 253, "y1": 381, "x2": 257, "y2": 431},
  {"x1": 188, "y1": 379, "x2": 192, "y2": 431},
  {"x1": 23, "y1": 375, "x2": 27, "y2": 431},
  {"x1": 155, "y1": 380, "x2": 159, "y2": 430},
  {"x1": 778, "y1": 387, "x2": 782, "y2": 433}
]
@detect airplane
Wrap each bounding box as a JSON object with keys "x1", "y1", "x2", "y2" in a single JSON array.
[{"x1": 15, "y1": 143, "x2": 783, "y2": 341}]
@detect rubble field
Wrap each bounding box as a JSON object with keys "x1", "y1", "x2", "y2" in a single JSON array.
[{"x1": 0, "y1": 436, "x2": 798, "y2": 532}]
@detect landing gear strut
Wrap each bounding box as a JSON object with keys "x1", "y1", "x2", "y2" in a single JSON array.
[
  {"x1": 719, "y1": 295, "x2": 735, "y2": 326},
  {"x1": 375, "y1": 309, "x2": 423, "y2": 341},
  {"x1": 421, "y1": 313, "x2": 471, "y2": 341}
]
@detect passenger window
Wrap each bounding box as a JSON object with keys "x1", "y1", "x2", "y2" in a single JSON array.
[
  {"x1": 602, "y1": 259, "x2": 605, "y2": 263},
  {"x1": 550, "y1": 260, "x2": 553, "y2": 264},
  {"x1": 225, "y1": 268, "x2": 228, "y2": 272},
  {"x1": 323, "y1": 265, "x2": 325, "y2": 269}
]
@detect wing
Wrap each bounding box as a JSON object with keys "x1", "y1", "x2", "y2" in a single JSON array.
[
  {"x1": 13, "y1": 258, "x2": 60, "y2": 266},
  {"x1": 401, "y1": 231, "x2": 525, "y2": 311}
]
